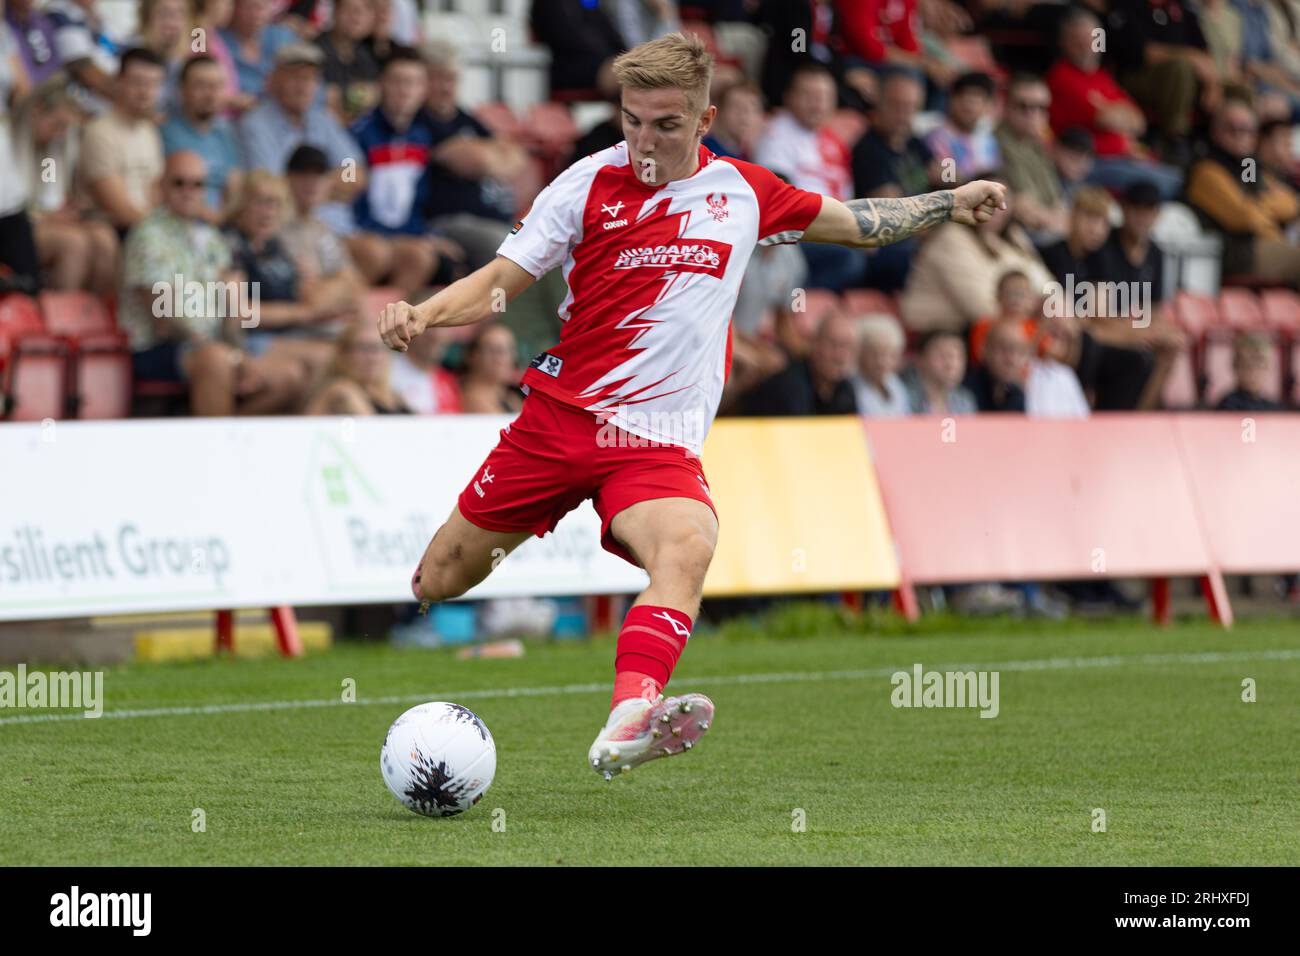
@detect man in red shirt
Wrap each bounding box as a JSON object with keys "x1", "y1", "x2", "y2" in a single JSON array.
[
  {"x1": 1046, "y1": 6, "x2": 1182, "y2": 199},
  {"x1": 378, "y1": 33, "x2": 1005, "y2": 780}
]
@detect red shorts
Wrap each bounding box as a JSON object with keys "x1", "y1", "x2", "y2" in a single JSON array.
[{"x1": 457, "y1": 390, "x2": 716, "y2": 566}]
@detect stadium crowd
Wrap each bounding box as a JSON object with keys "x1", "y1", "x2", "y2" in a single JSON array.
[
  {"x1": 1, "y1": 0, "x2": 1298, "y2": 423},
  {"x1": 1, "y1": 2, "x2": 1299, "y2": 617}
]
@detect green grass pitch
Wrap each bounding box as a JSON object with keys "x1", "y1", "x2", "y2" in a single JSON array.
[{"x1": 2, "y1": 607, "x2": 1298, "y2": 866}]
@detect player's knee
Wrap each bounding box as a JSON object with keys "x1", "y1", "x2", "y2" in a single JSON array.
[{"x1": 647, "y1": 530, "x2": 716, "y2": 589}]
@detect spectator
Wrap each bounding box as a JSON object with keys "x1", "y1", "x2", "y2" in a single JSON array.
[
  {"x1": 282, "y1": 144, "x2": 365, "y2": 296},
  {"x1": 459, "y1": 322, "x2": 523, "y2": 414},
  {"x1": 0, "y1": 16, "x2": 39, "y2": 294},
  {"x1": 756, "y1": 0, "x2": 875, "y2": 111},
  {"x1": 135, "y1": 0, "x2": 196, "y2": 115},
  {"x1": 1052, "y1": 125, "x2": 1096, "y2": 206},
  {"x1": 1186, "y1": 98, "x2": 1300, "y2": 284},
  {"x1": 221, "y1": 0, "x2": 297, "y2": 97},
  {"x1": 851, "y1": 315, "x2": 910, "y2": 416},
  {"x1": 238, "y1": 41, "x2": 365, "y2": 203},
  {"x1": 852, "y1": 70, "x2": 936, "y2": 290},
  {"x1": 755, "y1": 62, "x2": 860, "y2": 290},
  {"x1": 161, "y1": 54, "x2": 246, "y2": 223},
  {"x1": 1038, "y1": 185, "x2": 1113, "y2": 288},
  {"x1": 1046, "y1": 7, "x2": 1183, "y2": 199},
  {"x1": 1089, "y1": 180, "x2": 1172, "y2": 322},
  {"x1": 304, "y1": 319, "x2": 411, "y2": 414},
  {"x1": 5, "y1": 0, "x2": 62, "y2": 86},
  {"x1": 1105, "y1": 0, "x2": 1219, "y2": 162},
  {"x1": 924, "y1": 71, "x2": 1000, "y2": 185},
  {"x1": 389, "y1": 322, "x2": 462, "y2": 414},
  {"x1": 194, "y1": 0, "x2": 247, "y2": 113},
  {"x1": 1026, "y1": 312, "x2": 1091, "y2": 418},
  {"x1": 15, "y1": 78, "x2": 120, "y2": 293},
  {"x1": 225, "y1": 169, "x2": 359, "y2": 378},
  {"x1": 1259, "y1": 117, "x2": 1300, "y2": 191},
  {"x1": 837, "y1": 0, "x2": 957, "y2": 93},
  {"x1": 78, "y1": 48, "x2": 166, "y2": 235},
  {"x1": 1226, "y1": 0, "x2": 1300, "y2": 122},
  {"x1": 226, "y1": 170, "x2": 361, "y2": 374},
  {"x1": 900, "y1": 180, "x2": 1055, "y2": 333},
  {"x1": 852, "y1": 70, "x2": 935, "y2": 200},
  {"x1": 529, "y1": 0, "x2": 624, "y2": 98},
  {"x1": 1215, "y1": 331, "x2": 1285, "y2": 410},
  {"x1": 703, "y1": 81, "x2": 765, "y2": 161},
  {"x1": 420, "y1": 40, "x2": 527, "y2": 269},
  {"x1": 996, "y1": 74, "x2": 1070, "y2": 242},
  {"x1": 902, "y1": 329, "x2": 978, "y2": 415},
  {"x1": 969, "y1": 269, "x2": 1040, "y2": 367},
  {"x1": 968, "y1": 319, "x2": 1029, "y2": 412},
  {"x1": 348, "y1": 45, "x2": 448, "y2": 292},
  {"x1": 46, "y1": 0, "x2": 123, "y2": 109},
  {"x1": 316, "y1": 0, "x2": 380, "y2": 125},
  {"x1": 121, "y1": 150, "x2": 305, "y2": 414},
  {"x1": 742, "y1": 313, "x2": 859, "y2": 416}
]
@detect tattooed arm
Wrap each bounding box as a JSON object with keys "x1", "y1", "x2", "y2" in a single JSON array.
[{"x1": 802, "y1": 180, "x2": 1009, "y2": 248}]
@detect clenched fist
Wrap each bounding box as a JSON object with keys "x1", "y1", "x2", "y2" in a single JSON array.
[
  {"x1": 378, "y1": 300, "x2": 427, "y2": 352},
  {"x1": 950, "y1": 180, "x2": 1009, "y2": 226}
]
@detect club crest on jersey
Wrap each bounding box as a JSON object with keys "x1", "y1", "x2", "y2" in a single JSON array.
[
  {"x1": 612, "y1": 240, "x2": 732, "y2": 274},
  {"x1": 706, "y1": 192, "x2": 729, "y2": 222},
  {"x1": 529, "y1": 352, "x2": 564, "y2": 378}
]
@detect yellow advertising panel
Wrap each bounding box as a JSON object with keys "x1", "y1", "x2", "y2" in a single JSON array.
[{"x1": 701, "y1": 417, "x2": 900, "y2": 595}]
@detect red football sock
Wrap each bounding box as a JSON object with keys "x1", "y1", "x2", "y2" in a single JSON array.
[{"x1": 611, "y1": 604, "x2": 694, "y2": 710}]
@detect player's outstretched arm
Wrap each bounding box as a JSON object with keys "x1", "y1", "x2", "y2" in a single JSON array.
[
  {"x1": 377, "y1": 255, "x2": 536, "y2": 352},
  {"x1": 801, "y1": 179, "x2": 1009, "y2": 249}
]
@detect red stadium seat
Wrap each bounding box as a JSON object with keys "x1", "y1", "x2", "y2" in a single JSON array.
[
  {"x1": 1172, "y1": 290, "x2": 1218, "y2": 337},
  {"x1": 1259, "y1": 289, "x2": 1300, "y2": 332},
  {"x1": 789, "y1": 289, "x2": 842, "y2": 338},
  {"x1": 1161, "y1": 347, "x2": 1200, "y2": 408},
  {"x1": 4, "y1": 347, "x2": 68, "y2": 420},
  {"x1": 75, "y1": 349, "x2": 132, "y2": 419},
  {"x1": 39, "y1": 290, "x2": 117, "y2": 340},
  {"x1": 474, "y1": 101, "x2": 523, "y2": 140},
  {"x1": 826, "y1": 109, "x2": 867, "y2": 150},
  {"x1": 522, "y1": 102, "x2": 578, "y2": 157},
  {"x1": 1217, "y1": 288, "x2": 1266, "y2": 330},
  {"x1": 842, "y1": 289, "x2": 901, "y2": 321}
]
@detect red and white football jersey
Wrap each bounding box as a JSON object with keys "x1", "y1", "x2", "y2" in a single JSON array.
[{"x1": 496, "y1": 142, "x2": 825, "y2": 455}]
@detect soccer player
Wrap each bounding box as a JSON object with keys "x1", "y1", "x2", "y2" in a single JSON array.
[{"x1": 378, "y1": 33, "x2": 1006, "y2": 779}]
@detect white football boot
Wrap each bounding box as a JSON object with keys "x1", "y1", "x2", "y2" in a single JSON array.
[{"x1": 588, "y1": 692, "x2": 715, "y2": 779}]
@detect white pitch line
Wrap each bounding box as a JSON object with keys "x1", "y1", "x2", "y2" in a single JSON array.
[{"x1": 1, "y1": 647, "x2": 1297, "y2": 727}]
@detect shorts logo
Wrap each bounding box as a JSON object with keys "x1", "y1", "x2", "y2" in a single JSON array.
[
  {"x1": 612, "y1": 240, "x2": 732, "y2": 274},
  {"x1": 706, "y1": 192, "x2": 729, "y2": 222},
  {"x1": 529, "y1": 352, "x2": 564, "y2": 378},
  {"x1": 473, "y1": 467, "x2": 494, "y2": 498}
]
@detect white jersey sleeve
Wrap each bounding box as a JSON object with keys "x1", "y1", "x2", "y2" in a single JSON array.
[{"x1": 496, "y1": 156, "x2": 598, "y2": 279}]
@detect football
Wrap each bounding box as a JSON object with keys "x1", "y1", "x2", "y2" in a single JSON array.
[{"x1": 380, "y1": 702, "x2": 496, "y2": 817}]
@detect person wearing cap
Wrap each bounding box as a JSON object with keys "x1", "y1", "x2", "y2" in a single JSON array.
[
  {"x1": 282, "y1": 144, "x2": 365, "y2": 307},
  {"x1": 237, "y1": 39, "x2": 365, "y2": 204},
  {"x1": 220, "y1": 0, "x2": 297, "y2": 97},
  {"x1": 161, "y1": 54, "x2": 246, "y2": 224}
]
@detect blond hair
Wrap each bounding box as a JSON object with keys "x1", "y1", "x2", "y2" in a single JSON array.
[
  {"x1": 612, "y1": 32, "x2": 714, "y2": 116},
  {"x1": 1072, "y1": 185, "x2": 1113, "y2": 218},
  {"x1": 232, "y1": 169, "x2": 291, "y2": 221}
]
